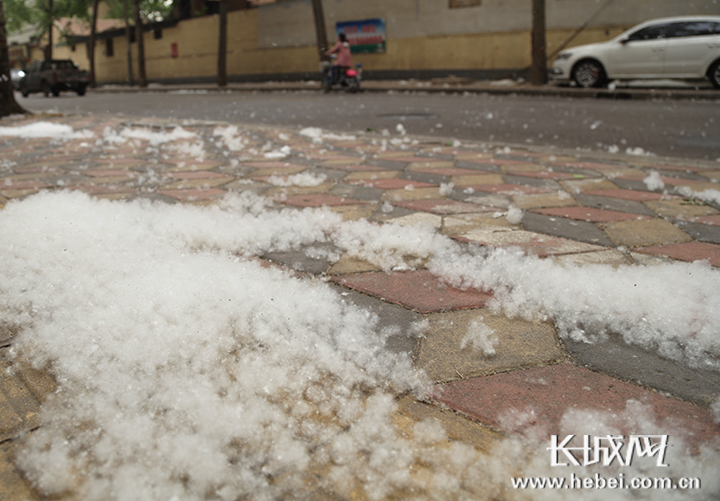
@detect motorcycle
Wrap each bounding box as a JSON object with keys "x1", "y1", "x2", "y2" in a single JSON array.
[{"x1": 321, "y1": 55, "x2": 362, "y2": 93}]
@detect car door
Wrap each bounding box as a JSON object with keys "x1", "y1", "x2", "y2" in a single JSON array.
[
  {"x1": 609, "y1": 22, "x2": 670, "y2": 78},
  {"x1": 663, "y1": 21, "x2": 720, "y2": 77},
  {"x1": 25, "y1": 62, "x2": 42, "y2": 91}
]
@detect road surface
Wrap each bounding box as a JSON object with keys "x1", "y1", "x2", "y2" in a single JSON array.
[{"x1": 17, "y1": 89, "x2": 720, "y2": 161}]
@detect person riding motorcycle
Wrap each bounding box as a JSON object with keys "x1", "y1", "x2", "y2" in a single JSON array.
[{"x1": 325, "y1": 33, "x2": 353, "y2": 85}]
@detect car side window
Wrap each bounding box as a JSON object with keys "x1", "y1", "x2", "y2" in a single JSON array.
[
  {"x1": 666, "y1": 21, "x2": 720, "y2": 38},
  {"x1": 627, "y1": 23, "x2": 671, "y2": 41}
]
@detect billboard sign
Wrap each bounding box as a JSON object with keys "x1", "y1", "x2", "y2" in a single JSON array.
[{"x1": 336, "y1": 18, "x2": 386, "y2": 54}]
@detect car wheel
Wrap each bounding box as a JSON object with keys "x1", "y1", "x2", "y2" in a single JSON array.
[
  {"x1": 20, "y1": 83, "x2": 30, "y2": 98},
  {"x1": 76, "y1": 85, "x2": 87, "y2": 96},
  {"x1": 52, "y1": 88, "x2": 60, "y2": 97},
  {"x1": 709, "y1": 60, "x2": 720, "y2": 89},
  {"x1": 572, "y1": 60, "x2": 607, "y2": 88},
  {"x1": 42, "y1": 81, "x2": 51, "y2": 97}
]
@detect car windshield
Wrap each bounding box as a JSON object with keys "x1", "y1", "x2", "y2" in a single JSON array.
[{"x1": 51, "y1": 61, "x2": 77, "y2": 69}]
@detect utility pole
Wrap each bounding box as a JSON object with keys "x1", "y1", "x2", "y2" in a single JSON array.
[
  {"x1": 311, "y1": 0, "x2": 328, "y2": 62},
  {"x1": 89, "y1": 0, "x2": 100, "y2": 87},
  {"x1": 531, "y1": 0, "x2": 547, "y2": 85},
  {"x1": 217, "y1": 0, "x2": 227, "y2": 87},
  {"x1": 123, "y1": 0, "x2": 134, "y2": 85},
  {"x1": 133, "y1": 0, "x2": 147, "y2": 87}
]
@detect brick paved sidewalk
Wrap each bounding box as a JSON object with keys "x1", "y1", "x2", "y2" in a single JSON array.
[{"x1": 1, "y1": 113, "x2": 720, "y2": 499}]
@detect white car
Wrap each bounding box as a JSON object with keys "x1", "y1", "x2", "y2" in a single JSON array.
[{"x1": 550, "y1": 16, "x2": 720, "y2": 89}]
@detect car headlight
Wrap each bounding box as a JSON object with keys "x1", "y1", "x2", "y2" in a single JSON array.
[{"x1": 555, "y1": 52, "x2": 573, "y2": 61}]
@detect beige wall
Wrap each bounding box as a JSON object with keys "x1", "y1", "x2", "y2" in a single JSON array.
[
  {"x1": 258, "y1": 0, "x2": 720, "y2": 48},
  {"x1": 89, "y1": 21, "x2": 634, "y2": 83},
  {"x1": 53, "y1": 44, "x2": 90, "y2": 70},
  {"x1": 90, "y1": 10, "x2": 323, "y2": 82}
]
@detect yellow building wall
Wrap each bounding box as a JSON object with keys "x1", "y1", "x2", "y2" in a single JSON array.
[
  {"x1": 85, "y1": 11, "x2": 627, "y2": 84},
  {"x1": 96, "y1": 35, "x2": 134, "y2": 83},
  {"x1": 226, "y1": 11, "x2": 319, "y2": 75},
  {"x1": 27, "y1": 27, "x2": 89, "y2": 69},
  {"x1": 358, "y1": 31, "x2": 531, "y2": 72},
  {"x1": 546, "y1": 26, "x2": 630, "y2": 58},
  {"x1": 145, "y1": 15, "x2": 218, "y2": 78},
  {"x1": 53, "y1": 44, "x2": 90, "y2": 69},
  {"x1": 29, "y1": 46, "x2": 46, "y2": 64}
]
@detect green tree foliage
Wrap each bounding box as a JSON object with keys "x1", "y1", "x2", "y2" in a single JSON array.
[
  {"x1": 4, "y1": 0, "x2": 94, "y2": 59},
  {"x1": 4, "y1": 0, "x2": 172, "y2": 40},
  {"x1": 4, "y1": 0, "x2": 34, "y2": 33},
  {"x1": 105, "y1": 0, "x2": 173, "y2": 23}
]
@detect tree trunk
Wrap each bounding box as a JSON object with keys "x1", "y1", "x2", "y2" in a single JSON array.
[
  {"x1": 123, "y1": 0, "x2": 133, "y2": 85},
  {"x1": 310, "y1": 0, "x2": 328, "y2": 62},
  {"x1": 45, "y1": 0, "x2": 54, "y2": 61},
  {"x1": 88, "y1": 0, "x2": 100, "y2": 87},
  {"x1": 217, "y1": 0, "x2": 227, "y2": 87},
  {"x1": 0, "y1": 0, "x2": 29, "y2": 117},
  {"x1": 133, "y1": 0, "x2": 147, "y2": 87},
  {"x1": 531, "y1": 0, "x2": 547, "y2": 85}
]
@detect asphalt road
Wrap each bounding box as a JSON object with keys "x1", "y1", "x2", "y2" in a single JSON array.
[{"x1": 17, "y1": 89, "x2": 720, "y2": 161}]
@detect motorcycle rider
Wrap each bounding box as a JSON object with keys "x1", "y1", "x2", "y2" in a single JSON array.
[{"x1": 325, "y1": 33, "x2": 353, "y2": 85}]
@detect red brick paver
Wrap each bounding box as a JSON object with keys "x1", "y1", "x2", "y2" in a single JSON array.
[
  {"x1": 434, "y1": 364, "x2": 720, "y2": 448},
  {"x1": 333, "y1": 270, "x2": 493, "y2": 313},
  {"x1": 83, "y1": 169, "x2": 137, "y2": 178},
  {"x1": 635, "y1": 241, "x2": 720, "y2": 267},
  {"x1": 684, "y1": 215, "x2": 720, "y2": 226}
]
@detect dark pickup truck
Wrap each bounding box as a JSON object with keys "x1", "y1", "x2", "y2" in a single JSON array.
[{"x1": 19, "y1": 60, "x2": 89, "y2": 97}]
